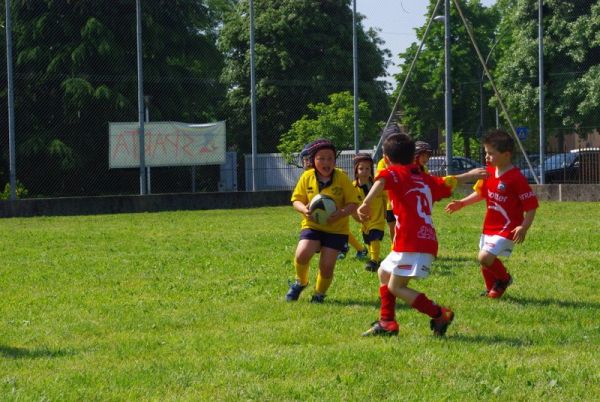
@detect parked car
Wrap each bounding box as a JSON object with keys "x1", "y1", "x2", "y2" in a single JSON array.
[
  {"x1": 427, "y1": 156, "x2": 484, "y2": 177},
  {"x1": 521, "y1": 148, "x2": 600, "y2": 184}
]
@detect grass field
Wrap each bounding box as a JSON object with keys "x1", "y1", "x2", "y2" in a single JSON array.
[{"x1": 1, "y1": 201, "x2": 599, "y2": 401}]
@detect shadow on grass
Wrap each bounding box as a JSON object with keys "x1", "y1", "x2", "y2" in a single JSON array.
[
  {"x1": 0, "y1": 345, "x2": 72, "y2": 359},
  {"x1": 326, "y1": 298, "x2": 411, "y2": 310},
  {"x1": 450, "y1": 333, "x2": 531, "y2": 347},
  {"x1": 505, "y1": 295, "x2": 600, "y2": 310}
]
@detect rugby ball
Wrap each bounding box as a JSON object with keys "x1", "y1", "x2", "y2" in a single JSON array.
[{"x1": 309, "y1": 194, "x2": 337, "y2": 225}]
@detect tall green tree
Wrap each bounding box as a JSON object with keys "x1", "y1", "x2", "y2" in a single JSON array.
[
  {"x1": 393, "y1": 0, "x2": 499, "y2": 157},
  {"x1": 218, "y1": 0, "x2": 390, "y2": 154},
  {"x1": 493, "y1": 0, "x2": 600, "y2": 147},
  {"x1": 1, "y1": 0, "x2": 228, "y2": 195},
  {"x1": 277, "y1": 91, "x2": 379, "y2": 164}
]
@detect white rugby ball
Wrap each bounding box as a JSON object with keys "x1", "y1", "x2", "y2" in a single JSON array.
[{"x1": 309, "y1": 194, "x2": 337, "y2": 225}]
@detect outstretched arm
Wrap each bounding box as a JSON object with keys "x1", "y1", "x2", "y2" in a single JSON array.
[
  {"x1": 445, "y1": 191, "x2": 484, "y2": 214},
  {"x1": 454, "y1": 167, "x2": 488, "y2": 184}
]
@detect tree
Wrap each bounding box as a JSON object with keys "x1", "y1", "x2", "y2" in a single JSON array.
[
  {"x1": 277, "y1": 91, "x2": 379, "y2": 164},
  {"x1": 218, "y1": 0, "x2": 390, "y2": 154},
  {"x1": 0, "y1": 0, "x2": 229, "y2": 195},
  {"x1": 493, "y1": 0, "x2": 600, "y2": 147},
  {"x1": 393, "y1": 0, "x2": 499, "y2": 157}
]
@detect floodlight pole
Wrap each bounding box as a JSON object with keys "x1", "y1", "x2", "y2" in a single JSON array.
[
  {"x1": 437, "y1": 0, "x2": 454, "y2": 175},
  {"x1": 249, "y1": 0, "x2": 258, "y2": 192},
  {"x1": 538, "y1": 0, "x2": 546, "y2": 184},
  {"x1": 5, "y1": 0, "x2": 16, "y2": 200},
  {"x1": 136, "y1": 0, "x2": 147, "y2": 195},
  {"x1": 352, "y1": 0, "x2": 359, "y2": 152}
]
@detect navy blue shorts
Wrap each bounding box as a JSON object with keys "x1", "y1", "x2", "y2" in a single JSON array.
[
  {"x1": 300, "y1": 229, "x2": 348, "y2": 252},
  {"x1": 362, "y1": 229, "x2": 385, "y2": 244},
  {"x1": 385, "y1": 210, "x2": 396, "y2": 223}
]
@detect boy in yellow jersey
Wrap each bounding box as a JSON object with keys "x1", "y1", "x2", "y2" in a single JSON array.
[
  {"x1": 352, "y1": 153, "x2": 386, "y2": 272},
  {"x1": 287, "y1": 139, "x2": 360, "y2": 303}
]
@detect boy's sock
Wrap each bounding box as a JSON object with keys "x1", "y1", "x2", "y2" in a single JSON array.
[
  {"x1": 411, "y1": 293, "x2": 442, "y2": 319},
  {"x1": 379, "y1": 284, "x2": 396, "y2": 321},
  {"x1": 294, "y1": 259, "x2": 310, "y2": 286},
  {"x1": 488, "y1": 258, "x2": 511, "y2": 282},
  {"x1": 369, "y1": 240, "x2": 381, "y2": 262},
  {"x1": 348, "y1": 233, "x2": 363, "y2": 252},
  {"x1": 480, "y1": 266, "x2": 495, "y2": 291},
  {"x1": 315, "y1": 272, "x2": 333, "y2": 295}
]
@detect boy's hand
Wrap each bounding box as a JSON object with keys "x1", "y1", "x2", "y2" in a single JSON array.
[
  {"x1": 444, "y1": 200, "x2": 464, "y2": 214},
  {"x1": 511, "y1": 226, "x2": 528, "y2": 244},
  {"x1": 357, "y1": 202, "x2": 370, "y2": 221}
]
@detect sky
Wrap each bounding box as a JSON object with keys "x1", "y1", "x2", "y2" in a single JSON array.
[{"x1": 357, "y1": 0, "x2": 497, "y2": 88}]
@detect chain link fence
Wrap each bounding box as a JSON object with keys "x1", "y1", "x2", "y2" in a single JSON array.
[{"x1": 0, "y1": 1, "x2": 598, "y2": 199}]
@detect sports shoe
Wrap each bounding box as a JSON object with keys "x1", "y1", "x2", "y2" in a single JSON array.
[
  {"x1": 430, "y1": 308, "x2": 454, "y2": 336},
  {"x1": 337, "y1": 252, "x2": 346, "y2": 260},
  {"x1": 285, "y1": 281, "x2": 307, "y2": 301},
  {"x1": 488, "y1": 276, "x2": 513, "y2": 299},
  {"x1": 364, "y1": 260, "x2": 379, "y2": 272},
  {"x1": 355, "y1": 248, "x2": 368, "y2": 259},
  {"x1": 310, "y1": 293, "x2": 326, "y2": 303},
  {"x1": 362, "y1": 320, "x2": 399, "y2": 336}
]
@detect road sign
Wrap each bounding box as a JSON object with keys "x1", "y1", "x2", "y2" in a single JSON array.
[{"x1": 516, "y1": 126, "x2": 528, "y2": 141}]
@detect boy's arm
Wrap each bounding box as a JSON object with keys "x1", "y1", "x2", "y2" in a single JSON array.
[
  {"x1": 453, "y1": 167, "x2": 488, "y2": 184},
  {"x1": 357, "y1": 179, "x2": 385, "y2": 222},
  {"x1": 511, "y1": 208, "x2": 536, "y2": 244},
  {"x1": 444, "y1": 191, "x2": 484, "y2": 214},
  {"x1": 293, "y1": 200, "x2": 313, "y2": 220}
]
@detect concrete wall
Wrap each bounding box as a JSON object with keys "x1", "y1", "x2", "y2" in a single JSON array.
[
  {"x1": 0, "y1": 184, "x2": 597, "y2": 218},
  {"x1": 0, "y1": 191, "x2": 292, "y2": 218}
]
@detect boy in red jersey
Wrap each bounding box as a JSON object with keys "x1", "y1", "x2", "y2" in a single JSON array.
[
  {"x1": 357, "y1": 132, "x2": 457, "y2": 337},
  {"x1": 445, "y1": 130, "x2": 538, "y2": 298}
]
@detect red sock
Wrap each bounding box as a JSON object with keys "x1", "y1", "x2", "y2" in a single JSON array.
[
  {"x1": 411, "y1": 293, "x2": 442, "y2": 319},
  {"x1": 379, "y1": 284, "x2": 396, "y2": 321},
  {"x1": 481, "y1": 266, "x2": 495, "y2": 291},
  {"x1": 488, "y1": 258, "x2": 510, "y2": 281}
]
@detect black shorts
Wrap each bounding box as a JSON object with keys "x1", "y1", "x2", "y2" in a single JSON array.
[
  {"x1": 299, "y1": 229, "x2": 348, "y2": 252},
  {"x1": 385, "y1": 210, "x2": 396, "y2": 223},
  {"x1": 362, "y1": 229, "x2": 385, "y2": 245}
]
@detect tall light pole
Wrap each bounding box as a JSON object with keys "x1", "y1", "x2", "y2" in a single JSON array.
[
  {"x1": 136, "y1": 0, "x2": 147, "y2": 195},
  {"x1": 249, "y1": 0, "x2": 258, "y2": 191},
  {"x1": 5, "y1": 0, "x2": 16, "y2": 200},
  {"x1": 352, "y1": 0, "x2": 359, "y2": 152},
  {"x1": 435, "y1": 0, "x2": 453, "y2": 175},
  {"x1": 538, "y1": 0, "x2": 545, "y2": 184}
]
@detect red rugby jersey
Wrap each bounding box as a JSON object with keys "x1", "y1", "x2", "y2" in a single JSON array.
[
  {"x1": 476, "y1": 165, "x2": 539, "y2": 240},
  {"x1": 377, "y1": 164, "x2": 452, "y2": 256}
]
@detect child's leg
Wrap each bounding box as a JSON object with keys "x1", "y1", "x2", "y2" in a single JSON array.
[
  {"x1": 377, "y1": 269, "x2": 395, "y2": 321},
  {"x1": 348, "y1": 232, "x2": 364, "y2": 252},
  {"x1": 478, "y1": 249, "x2": 512, "y2": 298},
  {"x1": 388, "y1": 276, "x2": 441, "y2": 318},
  {"x1": 479, "y1": 250, "x2": 511, "y2": 281},
  {"x1": 314, "y1": 247, "x2": 338, "y2": 295},
  {"x1": 369, "y1": 239, "x2": 381, "y2": 262},
  {"x1": 294, "y1": 239, "x2": 319, "y2": 285}
]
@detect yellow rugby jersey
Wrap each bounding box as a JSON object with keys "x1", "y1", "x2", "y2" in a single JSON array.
[
  {"x1": 353, "y1": 179, "x2": 386, "y2": 233},
  {"x1": 376, "y1": 158, "x2": 391, "y2": 210},
  {"x1": 291, "y1": 168, "x2": 360, "y2": 235}
]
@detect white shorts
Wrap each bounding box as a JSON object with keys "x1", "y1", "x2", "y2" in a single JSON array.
[
  {"x1": 479, "y1": 234, "x2": 514, "y2": 257},
  {"x1": 380, "y1": 252, "x2": 435, "y2": 278}
]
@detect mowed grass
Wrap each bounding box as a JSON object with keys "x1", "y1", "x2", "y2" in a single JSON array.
[{"x1": 0, "y1": 201, "x2": 598, "y2": 401}]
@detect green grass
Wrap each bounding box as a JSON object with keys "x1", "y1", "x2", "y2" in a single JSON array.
[{"x1": 0, "y1": 202, "x2": 599, "y2": 401}]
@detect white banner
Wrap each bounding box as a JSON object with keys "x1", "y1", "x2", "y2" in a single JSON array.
[{"x1": 109, "y1": 121, "x2": 226, "y2": 168}]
